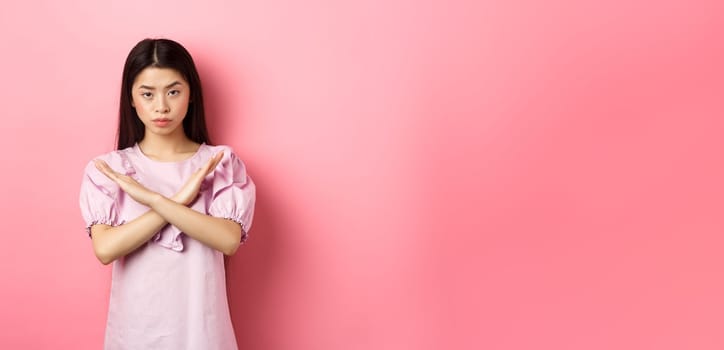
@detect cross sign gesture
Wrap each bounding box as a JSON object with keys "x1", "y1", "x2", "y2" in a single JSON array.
[{"x1": 93, "y1": 151, "x2": 225, "y2": 207}]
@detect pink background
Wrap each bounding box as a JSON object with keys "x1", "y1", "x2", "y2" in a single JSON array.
[{"x1": 1, "y1": 0, "x2": 723, "y2": 349}]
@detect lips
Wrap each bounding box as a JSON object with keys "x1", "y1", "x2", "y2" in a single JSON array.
[{"x1": 152, "y1": 118, "x2": 172, "y2": 127}]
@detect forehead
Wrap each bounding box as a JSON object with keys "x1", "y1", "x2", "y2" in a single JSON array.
[{"x1": 132, "y1": 67, "x2": 187, "y2": 87}]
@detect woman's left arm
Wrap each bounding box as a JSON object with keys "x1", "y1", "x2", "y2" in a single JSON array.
[{"x1": 149, "y1": 196, "x2": 243, "y2": 256}]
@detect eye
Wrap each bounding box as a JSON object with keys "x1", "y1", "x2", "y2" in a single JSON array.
[
  {"x1": 168, "y1": 90, "x2": 180, "y2": 96},
  {"x1": 141, "y1": 92, "x2": 153, "y2": 99}
]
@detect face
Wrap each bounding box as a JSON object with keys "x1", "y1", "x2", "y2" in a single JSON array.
[{"x1": 131, "y1": 67, "x2": 191, "y2": 137}]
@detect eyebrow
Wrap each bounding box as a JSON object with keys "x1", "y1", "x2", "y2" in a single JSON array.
[{"x1": 138, "y1": 81, "x2": 183, "y2": 90}]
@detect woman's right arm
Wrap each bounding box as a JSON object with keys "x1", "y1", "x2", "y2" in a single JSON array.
[
  {"x1": 88, "y1": 153, "x2": 222, "y2": 264},
  {"x1": 90, "y1": 210, "x2": 168, "y2": 265},
  {"x1": 90, "y1": 187, "x2": 194, "y2": 265}
]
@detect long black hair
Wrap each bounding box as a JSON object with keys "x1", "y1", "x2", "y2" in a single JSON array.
[{"x1": 116, "y1": 38, "x2": 211, "y2": 150}]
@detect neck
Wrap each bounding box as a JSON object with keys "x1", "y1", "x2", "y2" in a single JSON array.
[{"x1": 138, "y1": 129, "x2": 197, "y2": 157}]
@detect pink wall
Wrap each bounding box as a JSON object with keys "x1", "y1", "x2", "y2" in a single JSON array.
[{"x1": 1, "y1": 0, "x2": 723, "y2": 349}]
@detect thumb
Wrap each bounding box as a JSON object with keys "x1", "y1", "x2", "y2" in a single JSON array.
[{"x1": 205, "y1": 152, "x2": 224, "y2": 175}]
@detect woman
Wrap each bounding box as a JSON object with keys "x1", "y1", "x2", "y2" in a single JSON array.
[{"x1": 79, "y1": 38, "x2": 255, "y2": 349}]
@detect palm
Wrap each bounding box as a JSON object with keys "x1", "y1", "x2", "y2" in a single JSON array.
[
  {"x1": 94, "y1": 159, "x2": 157, "y2": 206},
  {"x1": 175, "y1": 151, "x2": 225, "y2": 205}
]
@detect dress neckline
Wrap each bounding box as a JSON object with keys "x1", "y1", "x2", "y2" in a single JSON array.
[{"x1": 133, "y1": 142, "x2": 206, "y2": 165}]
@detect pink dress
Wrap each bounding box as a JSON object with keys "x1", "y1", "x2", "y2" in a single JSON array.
[{"x1": 79, "y1": 142, "x2": 256, "y2": 350}]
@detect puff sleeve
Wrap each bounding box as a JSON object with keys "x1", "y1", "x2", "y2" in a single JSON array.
[
  {"x1": 79, "y1": 159, "x2": 123, "y2": 238},
  {"x1": 207, "y1": 149, "x2": 256, "y2": 244}
]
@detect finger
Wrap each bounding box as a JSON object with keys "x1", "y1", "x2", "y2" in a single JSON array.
[
  {"x1": 98, "y1": 161, "x2": 127, "y2": 184},
  {"x1": 189, "y1": 151, "x2": 224, "y2": 180},
  {"x1": 212, "y1": 151, "x2": 224, "y2": 168},
  {"x1": 188, "y1": 168, "x2": 204, "y2": 184},
  {"x1": 94, "y1": 160, "x2": 119, "y2": 181},
  {"x1": 99, "y1": 161, "x2": 120, "y2": 178},
  {"x1": 206, "y1": 152, "x2": 224, "y2": 175},
  {"x1": 190, "y1": 162, "x2": 208, "y2": 180}
]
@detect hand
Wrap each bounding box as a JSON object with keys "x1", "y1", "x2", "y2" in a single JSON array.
[
  {"x1": 94, "y1": 159, "x2": 161, "y2": 206},
  {"x1": 173, "y1": 151, "x2": 225, "y2": 206}
]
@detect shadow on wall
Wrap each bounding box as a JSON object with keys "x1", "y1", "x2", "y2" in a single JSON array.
[
  {"x1": 191, "y1": 43, "x2": 251, "y2": 139},
  {"x1": 195, "y1": 44, "x2": 285, "y2": 349},
  {"x1": 225, "y1": 175, "x2": 283, "y2": 349}
]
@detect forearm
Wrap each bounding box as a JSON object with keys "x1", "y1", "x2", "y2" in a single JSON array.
[
  {"x1": 90, "y1": 210, "x2": 168, "y2": 265},
  {"x1": 149, "y1": 194, "x2": 242, "y2": 256}
]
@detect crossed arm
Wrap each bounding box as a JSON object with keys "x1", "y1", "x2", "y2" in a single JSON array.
[{"x1": 90, "y1": 151, "x2": 243, "y2": 265}]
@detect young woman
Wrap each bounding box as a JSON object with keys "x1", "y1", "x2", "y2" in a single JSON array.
[{"x1": 79, "y1": 38, "x2": 255, "y2": 349}]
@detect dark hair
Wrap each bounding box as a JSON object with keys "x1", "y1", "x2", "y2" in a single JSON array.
[{"x1": 116, "y1": 38, "x2": 211, "y2": 150}]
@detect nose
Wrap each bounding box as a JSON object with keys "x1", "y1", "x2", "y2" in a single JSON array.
[{"x1": 155, "y1": 96, "x2": 170, "y2": 113}]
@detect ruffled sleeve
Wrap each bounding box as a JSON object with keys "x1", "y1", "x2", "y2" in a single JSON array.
[
  {"x1": 79, "y1": 157, "x2": 124, "y2": 238},
  {"x1": 207, "y1": 147, "x2": 256, "y2": 244}
]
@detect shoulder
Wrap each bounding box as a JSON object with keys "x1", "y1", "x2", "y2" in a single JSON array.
[
  {"x1": 82, "y1": 147, "x2": 133, "y2": 177},
  {"x1": 203, "y1": 144, "x2": 246, "y2": 164}
]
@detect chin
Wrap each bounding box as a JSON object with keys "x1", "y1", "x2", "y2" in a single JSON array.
[{"x1": 145, "y1": 126, "x2": 180, "y2": 135}]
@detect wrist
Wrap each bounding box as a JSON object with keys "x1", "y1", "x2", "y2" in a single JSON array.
[
  {"x1": 148, "y1": 192, "x2": 166, "y2": 208},
  {"x1": 170, "y1": 193, "x2": 182, "y2": 204},
  {"x1": 171, "y1": 193, "x2": 192, "y2": 206}
]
